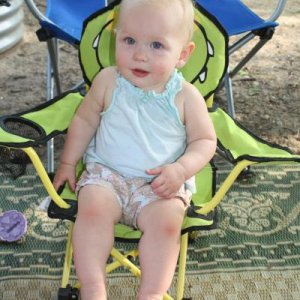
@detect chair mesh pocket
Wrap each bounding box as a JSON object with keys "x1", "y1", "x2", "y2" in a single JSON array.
[{"x1": 4, "y1": 117, "x2": 43, "y2": 140}]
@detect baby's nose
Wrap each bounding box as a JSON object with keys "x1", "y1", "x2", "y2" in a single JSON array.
[{"x1": 133, "y1": 45, "x2": 148, "y2": 62}]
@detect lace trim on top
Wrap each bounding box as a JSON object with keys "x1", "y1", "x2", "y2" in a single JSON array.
[{"x1": 116, "y1": 69, "x2": 183, "y2": 103}]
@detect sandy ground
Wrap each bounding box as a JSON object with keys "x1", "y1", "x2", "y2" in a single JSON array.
[{"x1": 0, "y1": 0, "x2": 299, "y2": 154}]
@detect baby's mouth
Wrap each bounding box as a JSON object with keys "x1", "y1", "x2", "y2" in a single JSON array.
[{"x1": 132, "y1": 69, "x2": 149, "y2": 77}]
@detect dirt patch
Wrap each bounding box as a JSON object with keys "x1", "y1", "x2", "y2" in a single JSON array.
[{"x1": 0, "y1": 0, "x2": 299, "y2": 154}]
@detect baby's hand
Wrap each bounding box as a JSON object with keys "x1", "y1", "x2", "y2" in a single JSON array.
[
  {"x1": 53, "y1": 162, "x2": 76, "y2": 192},
  {"x1": 146, "y1": 162, "x2": 186, "y2": 199}
]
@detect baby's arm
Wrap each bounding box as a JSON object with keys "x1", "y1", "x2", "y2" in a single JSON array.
[
  {"x1": 53, "y1": 67, "x2": 115, "y2": 191},
  {"x1": 148, "y1": 82, "x2": 217, "y2": 199}
]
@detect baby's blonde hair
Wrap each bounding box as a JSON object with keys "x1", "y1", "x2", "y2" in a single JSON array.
[{"x1": 118, "y1": 0, "x2": 195, "y2": 44}]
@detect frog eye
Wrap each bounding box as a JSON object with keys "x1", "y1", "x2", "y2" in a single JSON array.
[
  {"x1": 199, "y1": 67, "x2": 207, "y2": 83},
  {"x1": 198, "y1": 40, "x2": 214, "y2": 83},
  {"x1": 207, "y1": 40, "x2": 214, "y2": 56},
  {"x1": 93, "y1": 35, "x2": 100, "y2": 49}
]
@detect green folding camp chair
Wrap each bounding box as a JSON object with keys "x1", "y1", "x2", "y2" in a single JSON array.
[{"x1": 0, "y1": 1, "x2": 299, "y2": 299}]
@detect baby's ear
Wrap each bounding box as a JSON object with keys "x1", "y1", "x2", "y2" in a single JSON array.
[{"x1": 176, "y1": 41, "x2": 195, "y2": 68}]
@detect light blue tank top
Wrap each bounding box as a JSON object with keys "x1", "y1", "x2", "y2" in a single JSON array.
[{"x1": 84, "y1": 70, "x2": 187, "y2": 180}]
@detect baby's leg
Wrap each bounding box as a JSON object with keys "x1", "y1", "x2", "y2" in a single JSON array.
[
  {"x1": 137, "y1": 199, "x2": 185, "y2": 300},
  {"x1": 73, "y1": 185, "x2": 122, "y2": 300}
]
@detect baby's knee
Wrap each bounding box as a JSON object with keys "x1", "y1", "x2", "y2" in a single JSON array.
[
  {"x1": 141, "y1": 216, "x2": 181, "y2": 238},
  {"x1": 158, "y1": 219, "x2": 182, "y2": 238},
  {"x1": 162, "y1": 224, "x2": 181, "y2": 237},
  {"x1": 138, "y1": 199, "x2": 185, "y2": 236}
]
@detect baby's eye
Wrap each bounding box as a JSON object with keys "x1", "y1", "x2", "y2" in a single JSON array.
[
  {"x1": 124, "y1": 37, "x2": 135, "y2": 45},
  {"x1": 150, "y1": 41, "x2": 163, "y2": 49}
]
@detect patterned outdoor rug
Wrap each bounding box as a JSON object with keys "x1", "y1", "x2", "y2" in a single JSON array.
[{"x1": 0, "y1": 163, "x2": 300, "y2": 300}]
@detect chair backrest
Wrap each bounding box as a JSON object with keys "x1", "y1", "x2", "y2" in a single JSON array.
[{"x1": 79, "y1": 0, "x2": 228, "y2": 101}]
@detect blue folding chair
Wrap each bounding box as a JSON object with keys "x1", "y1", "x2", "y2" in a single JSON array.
[
  {"x1": 196, "y1": 0, "x2": 287, "y2": 117},
  {"x1": 24, "y1": 0, "x2": 107, "y2": 172}
]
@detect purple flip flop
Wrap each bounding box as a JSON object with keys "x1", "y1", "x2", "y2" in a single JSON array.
[{"x1": 0, "y1": 210, "x2": 27, "y2": 242}]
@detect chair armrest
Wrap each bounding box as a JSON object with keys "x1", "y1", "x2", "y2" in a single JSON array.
[{"x1": 0, "y1": 90, "x2": 83, "y2": 147}]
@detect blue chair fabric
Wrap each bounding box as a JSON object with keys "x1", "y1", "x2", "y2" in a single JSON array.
[
  {"x1": 40, "y1": 0, "x2": 107, "y2": 44},
  {"x1": 196, "y1": 0, "x2": 278, "y2": 36}
]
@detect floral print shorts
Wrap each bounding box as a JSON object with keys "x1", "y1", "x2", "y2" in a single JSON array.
[{"x1": 76, "y1": 163, "x2": 191, "y2": 228}]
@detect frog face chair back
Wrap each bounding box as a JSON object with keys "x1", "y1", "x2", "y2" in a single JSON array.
[{"x1": 0, "y1": 0, "x2": 299, "y2": 299}]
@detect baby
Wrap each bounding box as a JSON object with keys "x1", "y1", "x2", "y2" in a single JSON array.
[{"x1": 53, "y1": 0, "x2": 217, "y2": 299}]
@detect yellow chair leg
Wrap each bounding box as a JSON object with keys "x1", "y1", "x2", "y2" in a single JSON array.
[
  {"x1": 61, "y1": 222, "x2": 74, "y2": 288},
  {"x1": 110, "y1": 248, "x2": 141, "y2": 278},
  {"x1": 176, "y1": 233, "x2": 188, "y2": 300}
]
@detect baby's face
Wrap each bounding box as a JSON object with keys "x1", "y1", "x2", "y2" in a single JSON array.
[{"x1": 115, "y1": 2, "x2": 190, "y2": 92}]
